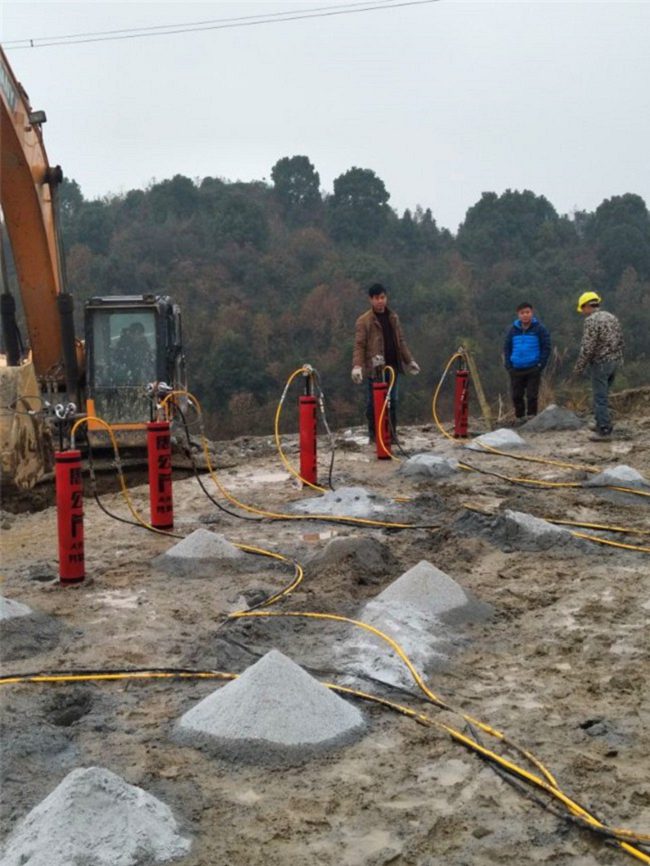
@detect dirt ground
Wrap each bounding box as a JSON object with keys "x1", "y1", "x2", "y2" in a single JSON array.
[{"x1": 1, "y1": 405, "x2": 649, "y2": 866}]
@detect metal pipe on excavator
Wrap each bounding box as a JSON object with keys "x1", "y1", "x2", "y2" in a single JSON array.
[
  {"x1": 1, "y1": 292, "x2": 21, "y2": 366},
  {"x1": 56, "y1": 292, "x2": 79, "y2": 406}
]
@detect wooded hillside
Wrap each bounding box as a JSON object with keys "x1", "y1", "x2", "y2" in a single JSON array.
[{"x1": 57, "y1": 157, "x2": 650, "y2": 436}]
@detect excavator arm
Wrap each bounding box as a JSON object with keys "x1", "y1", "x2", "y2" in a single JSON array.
[{"x1": 0, "y1": 45, "x2": 66, "y2": 378}]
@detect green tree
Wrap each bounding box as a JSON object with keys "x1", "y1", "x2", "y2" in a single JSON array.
[
  {"x1": 74, "y1": 200, "x2": 113, "y2": 255},
  {"x1": 214, "y1": 195, "x2": 269, "y2": 249},
  {"x1": 588, "y1": 193, "x2": 650, "y2": 238},
  {"x1": 271, "y1": 155, "x2": 322, "y2": 225},
  {"x1": 58, "y1": 177, "x2": 84, "y2": 223},
  {"x1": 149, "y1": 175, "x2": 199, "y2": 222},
  {"x1": 327, "y1": 167, "x2": 390, "y2": 245},
  {"x1": 587, "y1": 194, "x2": 650, "y2": 285},
  {"x1": 457, "y1": 189, "x2": 558, "y2": 265}
]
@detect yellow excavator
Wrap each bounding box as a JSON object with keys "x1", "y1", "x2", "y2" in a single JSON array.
[{"x1": 0, "y1": 46, "x2": 185, "y2": 490}]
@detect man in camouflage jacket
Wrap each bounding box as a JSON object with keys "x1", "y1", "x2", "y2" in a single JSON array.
[{"x1": 574, "y1": 294, "x2": 624, "y2": 439}]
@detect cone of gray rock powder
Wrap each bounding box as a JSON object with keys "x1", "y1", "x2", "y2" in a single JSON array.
[
  {"x1": 176, "y1": 649, "x2": 365, "y2": 763},
  {"x1": 0, "y1": 596, "x2": 33, "y2": 621},
  {"x1": 152, "y1": 527, "x2": 246, "y2": 577},
  {"x1": 0, "y1": 766, "x2": 191, "y2": 866},
  {"x1": 334, "y1": 561, "x2": 490, "y2": 690}
]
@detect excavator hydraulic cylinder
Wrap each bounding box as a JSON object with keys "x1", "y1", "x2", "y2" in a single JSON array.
[
  {"x1": 372, "y1": 381, "x2": 391, "y2": 459},
  {"x1": 55, "y1": 450, "x2": 85, "y2": 584},
  {"x1": 147, "y1": 420, "x2": 173, "y2": 529},
  {"x1": 454, "y1": 369, "x2": 470, "y2": 438},
  {"x1": 0, "y1": 293, "x2": 21, "y2": 366},
  {"x1": 56, "y1": 293, "x2": 79, "y2": 405}
]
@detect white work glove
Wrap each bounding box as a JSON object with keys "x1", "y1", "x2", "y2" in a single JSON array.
[
  {"x1": 351, "y1": 366, "x2": 363, "y2": 385},
  {"x1": 371, "y1": 354, "x2": 385, "y2": 369},
  {"x1": 407, "y1": 360, "x2": 421, "y2": 376}
]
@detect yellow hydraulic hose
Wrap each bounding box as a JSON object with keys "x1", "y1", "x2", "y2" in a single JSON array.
[
  {"x1": 376, "y1": 365, "x2": 401, "y2": 462},
  {"x1": 45, "y1": 403, "x2": 649, "y2": 862},
  {"x1": 234, "y1": 542, "x2": 304, "y2": 607},
  {"x1": 546, "y1": 519, "x2": 650, "y2": 537},
  {"x1": 72, "y1": 414, "x2": 307, "y2": 591},
  {"x1": 460, "y1": 504, "x2": 650, "y2": 555},
  {"x1": 1, "y1": 667, "x2": 647, "y2": 858},
  {"x1": 566, "y1": 531, "x2": 650, "y2": 554},
  {"x1": 457, "y1": 461, "x2": 583, "y2": 489},
  {"x1": 431, "y1": 351, "x2": 465, "y2": 443},
  {"x1": 228, "y1": 608, "x2": 559, "y2": 787},
  {"x1": 458, "y1": 459, "x2": 650, "y2": 501},
  {"x1": 432, "y1": 351, "x2": 598, "y2": 472},
  {"x1": 161, "y1": 390, "x2": 434, "y2": 530},
  {"x1": 432, "y1": 351, "x2": 650, "y2": 495},
  {"x1": 70, "y1": 416, "x2": 174, "y2": 537},
  {"x1": 0, "y1": 670, "x2": 236, "y2": 686},
  {"x1": 274, "y1": 366, "x2": 412, "y2": 501},
  {"x1": 72, "y1": 404, "x2": 647, "y2": 848},
  {"x1": 330, "y1": 684, "x2": 650, "y2": 854},
  {"x1": 228, "y1": 609, "x2": 650, "y2": 861},
  {"x1": 274, "y1": 365, "x2": 328, "y2": 493}
]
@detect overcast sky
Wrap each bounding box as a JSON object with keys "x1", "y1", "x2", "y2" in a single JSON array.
[{"x1": 2, "y1": 1, "x2": 649, "y2": 232}]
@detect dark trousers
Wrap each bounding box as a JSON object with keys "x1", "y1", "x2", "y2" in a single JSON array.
[
  {"x1": 509, "y1": 367, "x2": 541, "y2": 418},
  {"x1": 366, "y1": 373, "x2": 399, "y2": 437},
  {"x1": 590, "y1": 360, "x2": 617, "y2": 432}
]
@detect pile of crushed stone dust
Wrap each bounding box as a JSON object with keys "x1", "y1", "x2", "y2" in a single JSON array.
[
  {"x1": 152, "y1": 527, "x2": 246, "y2": 577},
  {"x1": 0, "y1": 766, "x2": 191, "y2": 866},
  {"x1": 0, "y1": 596, "x2": 32, "y2": 621},
  {"x1": 584, "y1": 464, "x2": 649, "y2": 489},
  {"x1": 521, "y1": 404, "x2": 583, "y2": 432},
  {"x1": 176, "y1": 649, "x2": 365, "y2": 763},
  {"x1": 369, "y1": 560, "x2": 469, "y2": 618},
  {"x1": 454, "y1": 508, "x2": 584, "y2": 553},
  {"x1": 335, "y1": 561, "x2": 490, "y2": 690},
  {"x1": 397, "y1": 453, "x2": 459, "y2": 479},
  {"x1": 304, "y1": 535, "x2": 398, "y2": 583},
  {"x1": 466, "y1": 428, "x2": 526, "y2": 450},
  {"x1": 289, "y1": 486, "x2": 391, "y2": 518}
]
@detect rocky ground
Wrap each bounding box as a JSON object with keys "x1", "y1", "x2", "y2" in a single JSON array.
[{"x1": 1, "y1": 401, "x2": 649, "y2": 866}]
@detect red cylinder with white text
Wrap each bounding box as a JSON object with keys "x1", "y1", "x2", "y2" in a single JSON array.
[
  {"x1": 55, "y1": 450, "x2": 85, "y2": 584},
  {"x1": 453, "y1": 369, "x2": 470, "y2": 438},
  {"x1": 147, "y1": 421, "x2": 173, "y2": 529},
  {"x1": 373, "y1": 381, "x2": 391, "y2": 459},
  {"x1": 299, "y1": 395, "x2": 318, "y2": 486}
]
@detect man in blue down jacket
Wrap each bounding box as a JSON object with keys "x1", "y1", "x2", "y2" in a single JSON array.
[{"x1": 503, "y1": 302, "x2": 551, "y2": 423}]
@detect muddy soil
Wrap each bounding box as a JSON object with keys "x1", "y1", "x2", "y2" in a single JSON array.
[{"x1": 1, "y1": 410, "x2": 649, "y2": 866}]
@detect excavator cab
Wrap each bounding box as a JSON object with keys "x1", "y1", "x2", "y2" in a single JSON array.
[{"x1": 85, "y1": 294, "x2": 185, "y2": 433}]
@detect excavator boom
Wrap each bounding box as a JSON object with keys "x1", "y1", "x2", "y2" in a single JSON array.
[{"x1": 1, "y1": 46, "x2": 65, "y2": 378}]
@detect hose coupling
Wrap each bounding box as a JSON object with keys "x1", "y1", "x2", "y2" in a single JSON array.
[{"x1": 54, "y1": 402, "x2": 77, "y2": 420}]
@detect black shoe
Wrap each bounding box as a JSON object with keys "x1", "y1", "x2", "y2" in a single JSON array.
[{"x1": 589, "y1": 427, "x2": 612, "y2": 441}]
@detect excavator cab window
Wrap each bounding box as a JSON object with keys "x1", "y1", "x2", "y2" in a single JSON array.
[{"x1": 88, "y1": 308, "x2": 156, "y2": 425}]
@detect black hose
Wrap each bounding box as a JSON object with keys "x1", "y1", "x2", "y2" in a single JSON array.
[{"x1": 174, "y1": 405, "x2": 262, "y2": 522}]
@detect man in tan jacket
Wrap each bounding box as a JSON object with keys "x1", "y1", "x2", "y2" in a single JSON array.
[{"x1": 351, "y1": 283, "x2": 420, "y2": 440}]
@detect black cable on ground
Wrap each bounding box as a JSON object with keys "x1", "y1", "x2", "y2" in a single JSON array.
[
  {"x1": 86, "y1": 437, "x2": 152, "y2": 531},
  {"x1": 176, "y1": 405, "x2": 262, "y2": 522},
  {"x1": 312, "y1": 368, "x2": 337, "y2": 490}
]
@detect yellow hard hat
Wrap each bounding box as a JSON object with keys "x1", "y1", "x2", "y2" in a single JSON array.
[{"x1": 576, "y1": 291, "x2": 602, "y2": 312}]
